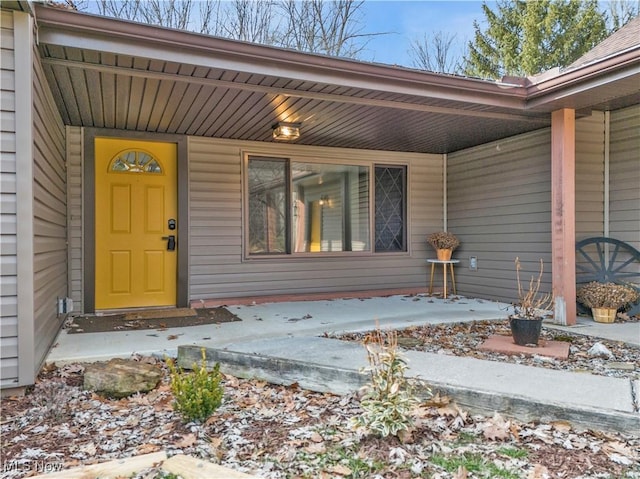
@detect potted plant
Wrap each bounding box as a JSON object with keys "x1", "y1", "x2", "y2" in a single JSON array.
[
  {"x1": 427, "y1": 231, "x2": 460, "y2": 261},
  {"x1": 576, "y1": 282, "x2": 639, "y2": 323},
  {"x1": 509, "y1": 257, "x2": 553, "y2": 346}
]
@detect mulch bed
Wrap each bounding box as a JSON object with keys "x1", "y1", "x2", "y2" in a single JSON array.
[
  {"x1": 66, "y1": 307, "x2": 241, "y2": 334},
  {"x1": 333, "y1": 318, "x2": 640, "y2": 379},
  {"x1": 1, "y1": 359, "x2": 638, "y2": 479}
]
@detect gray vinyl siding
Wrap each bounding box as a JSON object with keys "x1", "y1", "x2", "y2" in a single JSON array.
[
  {"x1": 447, "y1": 111, "x2": 621, "y2": 304},
  {"x1": 188, "y1": 137, "x2": 442, "y2": 299},
  {"x1": 0, "y1": 10, "x2": 18, "y2": 387},
  {"x1": 447, "y1": 129, "x2": 552, "y2": 304},
  {"x1": 32, "y1": 40, "x2": 66, "y2": 368},
  {"x1": 67, "y1": 126, "x2": 83, "y2": 312},
  {"x1": 575, "y1": 112, "x2": 605, "y2": 240},
  {"x1": 608, "y1": 105, "x2": 640, "y2": 251}
]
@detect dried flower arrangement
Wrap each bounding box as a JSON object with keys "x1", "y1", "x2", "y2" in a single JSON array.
[
  {"x1": 576, "y1": 282, "x2": 639, "y2": 310},
  {"x1": 427, "y1": 231, "x2": 460, "y2": 251},
  {"x1": 512, "y1": 257, "x2": 554, "y2": 320}
]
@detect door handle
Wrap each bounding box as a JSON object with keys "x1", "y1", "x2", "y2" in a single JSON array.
[{"x1": 162, "y1": 235, "x2": 176, "y2": 251}]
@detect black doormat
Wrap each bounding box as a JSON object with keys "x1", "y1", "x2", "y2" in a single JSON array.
[{"x1": 66, "y1": 307, "x2": 241, "y2": 334}]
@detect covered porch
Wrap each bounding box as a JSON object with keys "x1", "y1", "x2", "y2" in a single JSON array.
[
  {"x1": 2, "y1": 4, "x2": 638, "y2": 390},
  {"x1": 31, "y1": 5, "x2": 639, "y2": 325}
]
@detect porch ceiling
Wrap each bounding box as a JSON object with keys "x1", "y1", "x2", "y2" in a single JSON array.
[{"x1": 34, "y1": 5, "x2": 640, "y2": 155}]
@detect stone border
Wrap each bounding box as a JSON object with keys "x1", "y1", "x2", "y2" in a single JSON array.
[{"x1": 29, "y1": 452, "x2": 259, "y2": 479}]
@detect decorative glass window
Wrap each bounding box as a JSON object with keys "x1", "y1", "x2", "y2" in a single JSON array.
[
  {"x1": 109, "y1": 150, "x2": 162, "y2": 173},
  {"x1": 246, "y1": 157, "x2": 406, "y2": 256},
  {"x1": 374, "y1": 166, "x2": 407, "y2": 252}
]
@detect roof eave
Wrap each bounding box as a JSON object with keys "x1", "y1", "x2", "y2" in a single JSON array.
[
  {"x1": 33, "y1": 4, "x2": 529, "y2": 110},
  {"x1": 525, "y1": 47, "x2": 640, "y2": 110}
]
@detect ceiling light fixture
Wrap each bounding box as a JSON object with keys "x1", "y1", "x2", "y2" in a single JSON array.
[{"x1": 272, "y1": 122, "x2": 301, "y2": 141}]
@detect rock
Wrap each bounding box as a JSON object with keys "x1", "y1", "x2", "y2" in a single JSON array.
[
  {"x1": 397, "y1": 337, "x2": 422, "y2": 348},
  {"x1": 606, "y1": 362, "x2": 636, "y2": 371},
  {"x1": 533, "y1": 355, "x2": 555, "y2": 364},
  {"x1": 84, "y1": 358, "x2": 162, "y2": 398},
  {"x1": 587, "y1": 342, "x2": 614, "y2": 359}
]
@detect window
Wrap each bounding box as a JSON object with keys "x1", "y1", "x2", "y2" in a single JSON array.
[
  {"x1": 247, "y1": 158, "x2": 288, "y2": 254},
  {"x1": 246, "y1": 156, "x2": 406, "y2": 256},
  {"x1": 292, "y1": 162, "x2": 369, "y2": 252},
  {"x1": 375, "y1": 166, "x2": 407, "y2": 252},
  {"x1": 109, "y1": 150, "x2": 162, "y2": 173}
]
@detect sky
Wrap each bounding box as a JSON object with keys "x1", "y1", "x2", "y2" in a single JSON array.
[
  {"x1": 80, "y1": 0, "x2": 492, "y2": 69},
  {"x1": 357, "y1": 0, "x2": 492, "y2": 68}
]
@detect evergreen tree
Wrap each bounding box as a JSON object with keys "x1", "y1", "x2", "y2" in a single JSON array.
[{"x1": 464, "y1": 0, "x2": 608, "y2": 79}]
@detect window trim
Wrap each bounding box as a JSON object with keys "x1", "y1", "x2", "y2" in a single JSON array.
[{"x1": 243, "y1": 152, "x2": 410, "y2": 260}]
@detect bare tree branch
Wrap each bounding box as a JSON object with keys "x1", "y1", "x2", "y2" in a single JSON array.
[
  {"x1": 94, "y1": 0, "x2": 142, "y2": 21},
  {"x1": 81, "y1": 0, "x2": 386, "y2": 61},
  {"x1": 409, "y1": 31, "x2": 463, "y2": 74},
  {"x1": 277, "y1": 0, "x2": 370, "y2": 58},
  {"x1": 606, "y1": 0, "x2": 640, "y2": 31},
  {"x1": 217, "y1": 0, "x2": 279, "y2": 43}
]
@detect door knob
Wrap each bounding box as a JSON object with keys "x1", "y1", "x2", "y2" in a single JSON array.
[{"x1": 162, "y1": 235, "x2": 176, "y2": 251}]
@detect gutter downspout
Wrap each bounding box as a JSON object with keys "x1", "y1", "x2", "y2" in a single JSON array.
[
  {"x1": 604, "y1": 111, "x2": 610, "y2": 239},
  {"x1": 443, "y1": 154, "x2": 448, "y2": 231}
]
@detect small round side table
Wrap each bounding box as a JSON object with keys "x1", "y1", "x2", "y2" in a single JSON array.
[{"x1": 427, "y1": 259, "x2": 460, "y2": 298}]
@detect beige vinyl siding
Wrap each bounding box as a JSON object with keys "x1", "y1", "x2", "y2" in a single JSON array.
[
  {"x1": 188, "y1": 137, "x2": 441, "y2": 300},
  {"x1": 32, "y1": 40, "x2": 66, "y2": 368},
  {"x1": 447, "y1": 129, "x2": 552, "y2": 304},
  {"x1": 0, "y1": 9, "x2": 18, "y2": 387},
  {"x1": 608, "y1": 105, "x2": 640, "y2": 250},
  {"x1": 67, "y1": 126, "x2": 83, "y2": 312},
  {"x1": 575, "y1": 112, "x2": 605, "y2": 240}
]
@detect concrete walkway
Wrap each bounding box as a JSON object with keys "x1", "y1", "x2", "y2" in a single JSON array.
[
  {"x1": 48, "y1": 294, "x2": 511, "y2": 363},
  {"x1": 48, "y1": 294, "x2": 640, "y2": 434}
]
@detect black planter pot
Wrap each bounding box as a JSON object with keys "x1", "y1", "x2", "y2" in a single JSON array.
[{"x1": 509, "y1": 316, "x2": 543, "y2": 346}]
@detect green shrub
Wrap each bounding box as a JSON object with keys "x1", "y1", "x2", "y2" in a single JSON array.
[
  {"x1": 352, "y1": 328, "x2": 419, "y2": 438},
  {"x1": 167, "y1": 348, "x2": 223, "y2": 423}
]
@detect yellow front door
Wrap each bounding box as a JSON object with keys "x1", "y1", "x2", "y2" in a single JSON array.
[{"x1": 95, "y1": 138, "x2": 177, "y2": 309}]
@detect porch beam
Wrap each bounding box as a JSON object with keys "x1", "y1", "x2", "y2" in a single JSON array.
[{"x1": 551, "y1": 109, "x2": 577, "y2": 326}]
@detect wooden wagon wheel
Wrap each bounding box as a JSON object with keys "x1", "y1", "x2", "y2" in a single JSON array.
[{"x1": 575, "y1": 237, "x2": 640, "y2": 316}]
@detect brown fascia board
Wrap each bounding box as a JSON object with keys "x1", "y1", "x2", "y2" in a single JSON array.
[
  {"x1": 525, "y1": 47, "x2": 640, "y2": 110},
  {"x1": 33, "y1": 4, "x2": 529, "y2": 111},
  {"x1": 1, "y1": 1, "x2": 32, "y2": 13}
]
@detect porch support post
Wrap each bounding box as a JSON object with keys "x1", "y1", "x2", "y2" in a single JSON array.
[{"x1": 551, "y1": 109, "x2": 576, "y2": 326}]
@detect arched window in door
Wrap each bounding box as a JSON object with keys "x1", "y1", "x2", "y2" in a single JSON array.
[{"x1": 108, "y1": 149, "x2": 163, "y2": 174}]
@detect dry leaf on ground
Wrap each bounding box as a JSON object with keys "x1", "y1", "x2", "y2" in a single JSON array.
[{"x1": 482, "y1": 412, "x2": 511, "y2": 441}]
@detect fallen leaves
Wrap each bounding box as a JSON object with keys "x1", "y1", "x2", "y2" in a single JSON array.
[
  {"x1": 337, "y1": 319, "x2": 640, "y2": 380},
  {"x1": 175, "y1": 433, "x2": 197, "y2": 448},
  {"x1": 453, "y1": 465, "x2": 468, "y2": 478},
  {"x1": 328, "y1": 464, "x2": 352, "y2": 475},
  {"x1": 528, "y1": 464, "x2": 550, "y2": 479},
  {"x1": 1, "y1": 358, "x2": 638, "y2": 479},
  {"x1": 603, "y1": 440, "x2": 639, "y2": 465},
  {"x1": 481, "y1": 413, "x2": 512, "y2": 441},
  {"x1": 78, "y1": 442, "x2": 97, "y2": 456}
]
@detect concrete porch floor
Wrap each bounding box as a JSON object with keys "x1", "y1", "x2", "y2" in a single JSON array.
[
  {"x1": 48, "y1": 293, "x2": 512, "y2": 364},
  {"x1": 48, "y1": 292, "x2": 639, "y2": 365}
]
